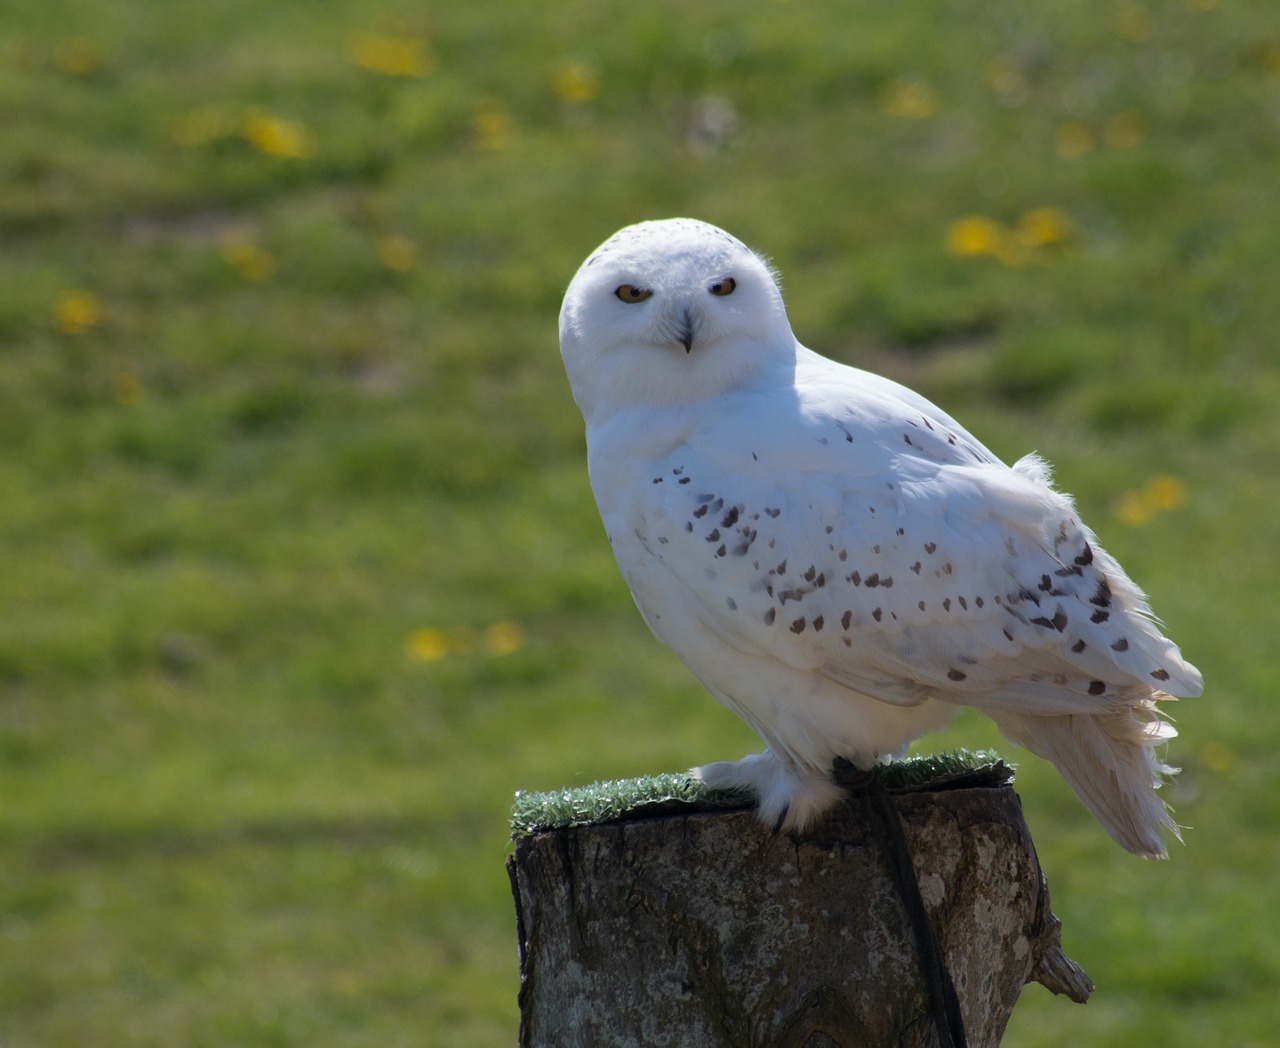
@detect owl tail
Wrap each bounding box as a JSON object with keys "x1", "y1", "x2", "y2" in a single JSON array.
[{"x1": 990, "y1": 698, "x2": 1179, "y2": 859}]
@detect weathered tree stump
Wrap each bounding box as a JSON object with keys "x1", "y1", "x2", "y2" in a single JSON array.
[{"x1": 508, "y1": 767, "x2": 1092, "y2": 1048}]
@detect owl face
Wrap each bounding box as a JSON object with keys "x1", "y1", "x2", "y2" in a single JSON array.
[{"x1": 559, "y1": 219, "x2": 794, "y2": 421}]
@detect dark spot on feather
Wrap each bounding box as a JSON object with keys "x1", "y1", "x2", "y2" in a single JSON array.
[
  {"x1": 958, "y1": 596, "x2": 968, "y2": 610},
  {"x1": 865, "y1": 573, "x2": 880, "y2": 588},
  {"x1": 825, "y1": 525, "x2": 833, "y2": 534},
  {"x1": 1039, "y1": 574, "x2": 1053, "y2": 592},
  {"x1": 847, "y1": 571, "x2": 861, "y2": 585},
  {"x1": 839, "y1": 550, "x2": 848, "y2": 561},
  {"x1": 975, "y1": 597, "x2": 984, "y2": 608},
  {"x1": 652, "y1": 477, "x2": 663, "y2": 484},
  {"x1": 924, "y1": 542, "x2": 937, "y2": 554},
  {"x1": 1090, "y1": 578, "x2": 1113, "y2": 608},
  {"x1": 872, "y1": 608, "x2": 882, "y2": 622},
  {"x1": 684, "y1": 522, "x2": 693, "y2": 532},
  {"x1": 678, "y1": 476, "x2": 691, "y2": 484},
  {"x1": 1111, "y1": 637, "x2": 1129, "y2": 652},
  {"x1": 721, "y1": 506, "x2": 739, "y2": 527},
  {"x1": 1151, "y1": 668, "x2": 1170, "y2": 681},
  {"x1": 765, "y1": 507, "x2": 781, "y2": 518},
  {"x1": 841, "y1": 610, "x2": 852, "y2": 630},
  {"x1": 881, "y1": 576, "x2": 893, "y2": 588},
  {"x1": 705, "y1": 529, "x2": 720, "y2": 542},
  {"x1": 1071, "y1": 639, "x2": 1087, "y2": 653},
  {"x1": 812, "y1": 615, "x2": 824, "y2": 632},
  {"x1": 763, "y1": 608, "x2": 776, "y2": 625},
  {"x1": 918, "y1": 601, "x2": 927, "y2": 612},
  {"x1": 715, "y1": 544, "x2": 726, "y2": 557},
  {"x1": 726, "y1": 597, "x2": 737, "y2": 611},
  {"x1": 943, "y1": 598, "x2": 951, "y2": 612},
  {"x1": 947, "y1": 669, "x2": 967, "y2": 681},
  {"x1": 1003, "y1": 629, "x2": 1014, "y2": 641},
  {"x1": 896, "y1": 528, "x2": 905, "y2": 537},
  {"x1": 790, "y1": 617, "x2": 807, "y2": 634},
  {"x1": 1088, "y1": 680, "x2": 1107, "y2": 696},
  {"x1": 1075, "y1": 543, "x2": 1094, "y2": 567},
  {"x1": 911, "y1": 561, "x2": 921, "y2": 574},
  {"x1": 693, "y1": 505, "x2": 708, "y2": 519},
  {"x1": 803, "y1": 565, "x2": 817, "y2": 582},
  {"x1": 1091, "y1": 609, "x2": 1110, "y2": 624}
]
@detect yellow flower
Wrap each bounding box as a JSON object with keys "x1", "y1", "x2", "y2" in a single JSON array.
[
  {"x1": 877, "y1": 79, "x2": 936, "y2": 119},
  {"x1": 946, "y1": 216, "x2": 1005, "y2": 257},
  {"x1": 54, "y1": 290, "x2": 105, "y2": 335},
  {"x1": 378, "y1": 234, "x2": 416, "y2": 272},
  {"x1": 1201, "y1": 741, "x2": 1233, "y2": 773},
  {"x1": 220, "y1": 231, "x2": 276, "y2": 282},
  {"x1": 1115, "y1": 491, "x2": 1156, "y2": 527},
  {"x1": 474, "y1": 99, "x2": 512, "y2": 150},
  {"x1": 1055, "y1": 121, "x2": 1094, "y2": 159},
  {"x1": 484, "y1": 621, "x2": 524, "y2": 656},
  {"x1": 173, "y1": 105, "x2": 239, "y2": 147},
  {"x1": 1143, "y1": 475, "x2": 1187, "y2": 511},
  {"x1": 1114, "y1": 4, "x2": 1152, "y2": 42},
  {"x1": 54, "y1": 37, "x2": 100, "y2": 76},
  {"x1": 347, "y1": 31, "x2": 433, "y2": 77},
  {"x1": 1017, "y1": 207, "x2": 1074, "y2": 247},
  {"x1": 1115, "y1": 475, "x2": 1187, "y2": 525},
  {"x1": 406, "y1": 628, "x2": 449, "y2": 662},
  {"x1": 1105, "y1": 110, "x2": 1145, "y2": 148},
  {"x1": 112, "y1": 369, "x2": 143, "y2": 405},
  {"x1": 243, "y1": 111, "x2": 313, "y2": 158},
  {"x1": 552, "y1": 63, "x2": 600, "y2": 103}
]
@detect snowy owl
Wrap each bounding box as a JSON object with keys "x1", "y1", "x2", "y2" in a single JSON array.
[{"x1": 559, "y1": 217, "x2": 1202, "y2": 858}]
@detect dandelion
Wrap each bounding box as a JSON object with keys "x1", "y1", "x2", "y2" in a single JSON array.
[
  {"x1": 243, "y1": 110, "x2": 313, "y2": 158},
  {"x1": 1016, "y1": 207, "x2": 1074, "y2": 248},
  {"x1": 54, "y1": 37, "x2": 100, "y2": 76},
  {"x1": 1144, "y1": 475, "x2": 1187, "y2": 511},
  {"x1": 406, "y1": 628, "x2": 449, "y2": 662},
  {"x1": 112, "y1": 369, "x2": 143, "y2": 405},
  {"x1": 946, "y1": 216, "x2": 1005, "y2": 258},
  {"x1": 877, "y1": 79, "x2": 936, "y2": 119},
  {"x1": 347, "y1": 31, "x2": 433, "y2": 77},
  {"x1": 173, "y1": 105, "x2": 239, "y2": 147},
  {"x1": 1055, "y1": 121, "x2": 1094, "y2": 159},
  {"x1": 484, "y1": 621, "x2": 524, "y2": 656},
  {"x1": 1201, "y1": 741, "x2": 1233, "y2": 773},
  {"x1": 552, "y1": 63, "x2": 600, "y2": 103},
  {"x1": 1115, "y1": 491, "x2": 1156, "y2": 527},
  {"x1": 1114, "y1": 4, "x2": 1152, "y2": 42},
  {"x1": 378, "y1": 234, "x2": 417, "y2": 272},
  {"x1": 1105, "y1": 110, "x2": 1145, "y2": 148},
  {"x1": 220, "y1": 230, "x2": 276, "y2": 282},
  {"x1": 54, "y1": 290, "x2": 105, "y2": 335},
  {"x1": 1116, "y1": 475, "x2": 1187, "y2": 525},
  {"x1": 474, "y1": 99, "x2": 512, "y2": 150}
]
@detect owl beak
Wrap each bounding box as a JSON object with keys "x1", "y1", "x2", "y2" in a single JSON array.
[{"x1": 676, "y1": 306, "x2": 696, "y2": 354}]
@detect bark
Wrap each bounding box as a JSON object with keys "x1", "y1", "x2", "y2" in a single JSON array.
[{"x1": 508, "y1": 780, "x2": 1091, "y2": 1048}]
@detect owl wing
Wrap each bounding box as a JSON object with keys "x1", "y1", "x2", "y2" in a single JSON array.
[{"x1": 617, "y1": 382, "x2": 1202, "y2": 716}]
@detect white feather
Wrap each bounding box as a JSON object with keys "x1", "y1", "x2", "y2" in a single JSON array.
[{"x1": 561, "y1": 218, "x2": 1202, "y2": 857}]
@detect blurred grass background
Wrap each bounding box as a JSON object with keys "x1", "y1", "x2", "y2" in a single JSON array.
[{"x1": 1, "y1": 0, "x2": 1278, "y2": 1044}]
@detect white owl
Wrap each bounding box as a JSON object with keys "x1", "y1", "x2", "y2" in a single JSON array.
[{"x1": 559, "y1": 218, "x2": 1202, "y2": 858}]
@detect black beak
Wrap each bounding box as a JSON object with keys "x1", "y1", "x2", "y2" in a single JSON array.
[{"x1": 677, "y1": 308, "x2": 695, "y2": 353}]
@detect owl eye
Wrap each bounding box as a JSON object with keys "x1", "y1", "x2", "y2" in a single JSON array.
[
  {"x1": 615, "y1": 284, "x2": 653, "y2": 303},
  {"x1": 709, "y1": 277, "x2": 737, "y2": 297}
]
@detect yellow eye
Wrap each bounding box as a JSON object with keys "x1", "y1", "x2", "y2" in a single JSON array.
[
  {"x1": 709, "y1": 277, "x2": 737, "y2": 297},
  {"x1": 615, "y1": 284, "x2": 653, "y2": 303}
]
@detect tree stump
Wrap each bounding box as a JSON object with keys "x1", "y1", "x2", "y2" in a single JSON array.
[{"x1": 508, "y1": 766, "x2": 1092, "y2": 1048}]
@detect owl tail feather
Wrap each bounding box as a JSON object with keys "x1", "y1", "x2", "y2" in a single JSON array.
[{"x1": 990, "y1": 699, "x2": 1179, "y2": 859}]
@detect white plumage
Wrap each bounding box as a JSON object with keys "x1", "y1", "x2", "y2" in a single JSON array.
[{"x1": 559, "y1": 217, "x2": 1202, "y2": 858}]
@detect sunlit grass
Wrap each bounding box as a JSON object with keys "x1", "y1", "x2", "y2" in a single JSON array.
[{"x1": 2, "y1": 0, "x2": 1278, "y2": 1044}]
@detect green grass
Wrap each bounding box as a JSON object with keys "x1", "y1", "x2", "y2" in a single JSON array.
[{"x1": 2, "y1": 0, "x2": 1279, "y2": 1044}]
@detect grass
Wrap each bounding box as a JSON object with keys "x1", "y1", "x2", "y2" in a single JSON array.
[{"x1": 1, "y1": 0, "x2": 1279, "y2": 1044}]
